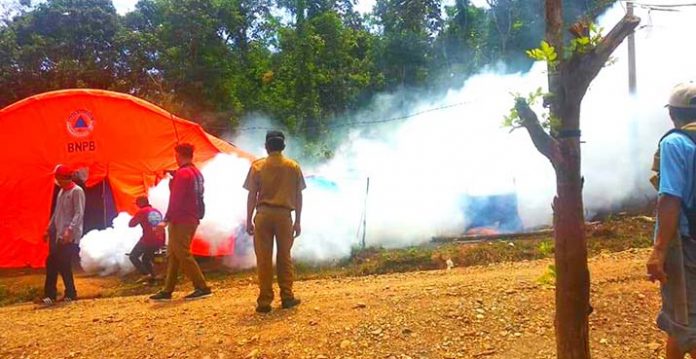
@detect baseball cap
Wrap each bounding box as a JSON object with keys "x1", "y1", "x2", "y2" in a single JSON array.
[
  {"x1": 667, "y1": 82, "x2": 696, "y2": 109},
  {"x1": 54, "y1": 165, "x2": 73, "y2": 179}
]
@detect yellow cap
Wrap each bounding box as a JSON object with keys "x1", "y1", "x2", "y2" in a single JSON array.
[{"x1": 668, "y1": 82, "x2": 696, "y2": 109}]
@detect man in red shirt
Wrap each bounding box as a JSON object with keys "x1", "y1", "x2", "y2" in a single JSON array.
[
  {"x1": 150, "y1": 143, "x2": 211, "y2": 301},
  {"x1": 128, "y1": 196, "x2": 164, "y2": 283}
]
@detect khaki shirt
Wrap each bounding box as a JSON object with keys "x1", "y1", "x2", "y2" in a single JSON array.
[{"x1": 243, "y1": 152, "x2": 306, "y2": 210}]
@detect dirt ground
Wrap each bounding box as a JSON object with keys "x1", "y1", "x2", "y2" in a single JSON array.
[{"x1": 0, "y1": 248, "x2": 667, "y2": 359}]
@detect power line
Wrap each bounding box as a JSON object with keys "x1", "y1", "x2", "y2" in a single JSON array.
[
  {"x1": 235, "y1": 101, "x2": 470, "y2": 132},
  {"x1": 622, "y1": 1, "x2": 696, "y2": 11}
]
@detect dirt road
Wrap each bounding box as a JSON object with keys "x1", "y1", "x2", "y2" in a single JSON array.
[{"x1": 0, "y1": 249, "x2": 665, "y2": 359}]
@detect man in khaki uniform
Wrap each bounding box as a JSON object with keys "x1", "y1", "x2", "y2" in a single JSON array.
[{"x1": 244, "y1": 130, "x2": 306, "y2": 313}]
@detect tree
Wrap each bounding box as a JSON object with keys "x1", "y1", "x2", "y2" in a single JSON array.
[
  {"x1": 263, "y1": 0, "x2": 380, "y2": 148},
  {"x1": 0, "y1": 0, "x2": 122, "y2": 107},
  {"x1": 374, "y1": 0, "x2": 443, "y2": 88},
  {"x1": 120, "y1": 0, "x2": 275, "y2": 133},
  {"x1": 436, "y1": 0, "x2": 489, "y2": 84},
  {"x1": 511, "y1": 1, "x2": 638, "y2": 357}
]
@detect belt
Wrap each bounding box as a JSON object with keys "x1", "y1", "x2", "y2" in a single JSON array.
[{"x1": 257, "y1": 204, "x2": 292, "y2": 213}]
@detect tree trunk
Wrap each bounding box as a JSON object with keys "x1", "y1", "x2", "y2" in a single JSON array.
[
  {"x1": 547, "y1": 0, "x2": 588, "y2": 356},
  {"x1": 554, "y1": 134, "x2": 591, "y2": 359}
]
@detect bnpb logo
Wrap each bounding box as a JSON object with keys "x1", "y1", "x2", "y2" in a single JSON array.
[{"x1": 66, "y1": 110, "x2": 95, "y2": 138}]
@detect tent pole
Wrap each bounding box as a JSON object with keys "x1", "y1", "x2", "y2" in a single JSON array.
[{"x1": 170, "y1": 113, "x2": 180, "y2": 144}]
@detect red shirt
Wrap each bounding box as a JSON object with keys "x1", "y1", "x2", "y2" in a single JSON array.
[
  {"x1": 129, "y1": 205, "x2": 164, "y2": 247},
  {"x1": 164, "y1": 164, "x2": 204, "y2": 225}
]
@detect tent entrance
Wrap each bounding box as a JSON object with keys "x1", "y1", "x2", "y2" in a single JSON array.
[
  {"x1": 50, "y1": 179, "x2": 118, "y2": 234},
  {"x1": 83, "y1": 179, "x2": 118, "y2": 233}
]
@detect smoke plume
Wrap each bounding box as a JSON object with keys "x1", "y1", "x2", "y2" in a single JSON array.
[{"x1": 79, "y1": 3, "x2": 696, "y2": 274}]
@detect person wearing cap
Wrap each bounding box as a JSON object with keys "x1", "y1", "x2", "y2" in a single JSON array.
[
  {"x1": 243, "y1": 130, "x2": 306, "y2": 313},
  {"x1": 149, "y1": 143, "x2": 212, "y2": 301},
  {"x1": 41, "y1": 165, "x2": 85, "y2": 305},
  {"x1": 647, "y1": 82, "x2": 696, "y2": 358},
  {"x1": 128, "y1": 196, "x2": 165, "y2": 283}
]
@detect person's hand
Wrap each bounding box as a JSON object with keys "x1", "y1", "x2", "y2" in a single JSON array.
[
  {"x1": 293, "y1": 222, "x2": 301, "y2": 238},
  {"x1": 246, "y1": 220, "x2": 255, "y2": 236},
  {"x1": 157, "y1": 221, "x2": 168, "y2": 229},
  {"x1": 647, "y1": 247, "x2": 668, "y2": 284},
  {"x1": 60, "y1": 228, "x2": 73, "y2": 244}
]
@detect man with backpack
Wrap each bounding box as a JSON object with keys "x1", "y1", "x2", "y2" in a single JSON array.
[
  {"x1": 150, "y1": 143, "x2": 211, "y2": 301},
  {"x1": 647, "y1": 82, "x2": 696, "y2": 358},
  {"x1": 128, "y1": 196, "x2": 164, "y2": 283}
]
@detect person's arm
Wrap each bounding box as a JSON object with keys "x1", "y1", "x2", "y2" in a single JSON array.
[
  {"x1": 647, "y1": 194, "x2": 681, "y2": 283},
  {"x1": 293, "y1": 166, "x2": 307, "y2": 238},
  {"x1": 129, "y1": 209, "x2": 142, "y2": 228},
  {"x1": 243, "y1": 166, "x2": 258, "y2": 235},
  {"x1": 246, "y1": 190, "x2": 257, "y2": 235},
  {"x1": 293, "y1": 189, "x2": 302, "y2": 238}
]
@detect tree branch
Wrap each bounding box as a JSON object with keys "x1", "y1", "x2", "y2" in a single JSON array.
[
  {"x1": 576, "y1": 14, "x2": 640, "y2": 87},
  {"x1": 515, "y1": 98, "x2": 560, "y2": 164}
]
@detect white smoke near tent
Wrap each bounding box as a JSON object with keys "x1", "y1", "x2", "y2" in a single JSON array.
[
  {"x1": 79, "y1": 3, "x2": 696, "y2": 274},
  {"x1": 79, "y1": 214, "x2": 140, "y2": 276},
  {"x1": 79, "y1": 154, "x2": 254, "y2": 275},
  {"x1": 234, "y1": 3, "x2": 696, "y2": 257}
]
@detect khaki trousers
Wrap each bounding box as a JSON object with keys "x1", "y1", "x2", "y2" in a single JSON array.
[
  {"x1": 254, "y1": 208, "x2": 295, "y2": 307},
  {"x1": 163, "y1": 223, "x2": 208, "y2": 292}
]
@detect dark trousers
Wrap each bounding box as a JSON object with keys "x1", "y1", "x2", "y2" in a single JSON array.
[
  {"x1": 43, "y1": 231, "x2": 79, "y2": 300},
  {"x1": 129, "y1": 241, "x2": 157, "y2": 276}
]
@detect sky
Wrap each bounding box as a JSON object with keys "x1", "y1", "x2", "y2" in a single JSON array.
[{"x1": 110, "y1": 0, "x2": 484, "y2": 16}]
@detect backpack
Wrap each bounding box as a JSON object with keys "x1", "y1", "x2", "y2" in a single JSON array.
[
  {"x1": 189, "y1": 165, "x2": 205, "y2": 220},
  {"x1": 147, "y1": 209, "x2": 166, "y2": 247}
]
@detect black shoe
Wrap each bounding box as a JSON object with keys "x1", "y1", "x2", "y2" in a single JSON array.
[
  {"x1": 149, "y1": 291, "x2": 172, "y2": 301},
  {"x1": 184, "y1": 288, "x2": 212, "y2": 301},
  {"x1": 255, "y1": 305, "x2": 272, "y2": 314},
  {"x1": 281, "y1": 298, "x2": 301, "y2": 309}
]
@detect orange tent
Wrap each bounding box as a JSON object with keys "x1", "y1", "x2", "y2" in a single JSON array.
[{"x1": 0, "y1": 89, "x2": 253, "y2": 268}]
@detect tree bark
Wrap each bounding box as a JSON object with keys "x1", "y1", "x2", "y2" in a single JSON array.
[{"x1": 553, "y1": 130, "x2": 590, "y2": 359}]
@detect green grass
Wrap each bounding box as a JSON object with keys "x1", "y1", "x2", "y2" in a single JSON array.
[
  {"x1": 0, "y1": 216, "x2": 656, "y2": 306},
  {"x1": 0, "y1": 284, "x2": 41, "y2": 306}
]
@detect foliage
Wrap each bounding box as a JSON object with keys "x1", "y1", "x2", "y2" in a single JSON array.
[
  {"x1": 0, "y1": 0, "x2": 616, "y2": 155},
  {"x1": 566, "y1": 23, "x2": 604, "y2": 56},
  {"x1": 526, "y1": 41, "x2": 558, "y2": 70},
  {"x1": 537, "y1": 264, "x2": 556, "y2": 286},
  {"x1": 503, "y1": 87, "x2": 543, "y2": 127},
  {"x1": 538, "y1": 240, "x2": 554, "y2": 256}
]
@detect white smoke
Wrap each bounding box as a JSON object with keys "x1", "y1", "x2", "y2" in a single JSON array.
[
  {"x1": 80, "y1": 213, "x2": 140, "y2": 276},
  {"x1": 79, "y1": 154, "x2": 253, "y2": 275},
  {"x1": 79, "y1": 3, "x2": 696, "y2": 273}
]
